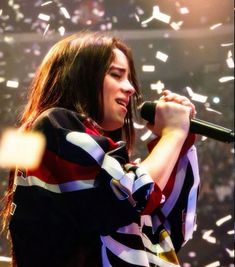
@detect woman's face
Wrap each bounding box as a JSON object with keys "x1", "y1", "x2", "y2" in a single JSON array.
[{"x1": 100, "y1": 48, "x2": 135, "y2": 131}]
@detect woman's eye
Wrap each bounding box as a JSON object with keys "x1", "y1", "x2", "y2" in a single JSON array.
[{"x1": 110, "y1": 72, "x2": 121, "y2": 78}]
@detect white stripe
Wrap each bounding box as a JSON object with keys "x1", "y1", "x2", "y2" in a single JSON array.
[
  {"x1": 101, "y1": 244, "x2": 112, "y2": 267},
  {"x1": 133, "y1": 174, "x2": 154, "y2": 193},
  {"x1": 141, "y1": 234, "x2": 161, "y2": 253},
  {"x1": 100, "y1": 235, "x2": 149, "y2": 266},
  {"x1": 102, "y1": 154, "x2": 125, "y2": 180},
  {"x1": 183, "y1": 146, "x2": 200, "y2": 242},
  {"x1": 66, "y1": 131, "x2": 127, "y2": 183},
  {"x1": 16, "y1": 175, "x2": 95, "y2": 193},
  {"x1": 116, "y1": 223, "x2": 141, "y2": 236},
  {"x1": 66, "y1": 132, "x2": 105, "y2": 165},
  {"x1": 161, "y1": 155, "x2": 188, "y2": 216}
]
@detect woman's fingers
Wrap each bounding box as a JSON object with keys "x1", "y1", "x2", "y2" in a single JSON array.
[{"x1": 160, "y1": 90, "x2": 196, "y2": 118}]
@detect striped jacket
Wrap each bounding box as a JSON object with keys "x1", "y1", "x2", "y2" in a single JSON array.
[{"x1": 9, "y1": 107, "x2": 200, "y2": 267}]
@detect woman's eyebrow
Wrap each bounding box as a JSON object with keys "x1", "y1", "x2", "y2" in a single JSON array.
[{"x1": 109, "y1": 65, "x2": 126, "y2": 72}]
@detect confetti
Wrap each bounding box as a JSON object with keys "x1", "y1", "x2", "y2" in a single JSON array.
[
  {"x1": 156, "y1": 51, "x2": 168, "y2": 62},
  {"x1": 210, "y1": 23, "x2": 222, "y2": 30},
  {"x1": 205, "y1": 107, "x2": 222, "y2": 115},
  {"x1": 141, "y1": 5, "x2": 171, "y2": 25},
  {"x1": 225, "y1": 248, "x2": 234, "y2": 258},
  {"x1": 150, "y1": 80, "x2": 165, "y2": 93},
  {"x1": 140, "y1": 130, "x2": 152, "y2": 141},
  {"x1": 216, "y1": 215, "x2": 232, "y2": 226},
  {"x1": 220, "y1": 42, "x2": 234, "y2": 47},
  {"x1": 60, "y1": 7, "x2": 71, "y2": 19},
  {"x1": 0, "y1": 129, "x2": 46, "y2": 169},
  {"x1": 191, "y1": 93, "x2": 208, "y2": 103},
  {"x1": 204, "y1": 261, "x2": 220, "y2": 267},
  {"x1": 133, "y1": 122, "x2": 145, "y2": 129},
  {"x1": 43, "y1": 23, "x2": 50, "y2": 36},
  {"x1": 170, "y1": 21, "x2": 183, "y2": 31},
  {"x1": 0, "y1": 256, "x2": 12, "y2": 263},
  {"x1": 6, "y1": 80, "x2": 19, "y2": 88},
  {"x1": 218, "y1": 76, "x2": 234, "y2": 83},
  {"x1": 226, "y1": 50, "x2": 234, "y2": 68},
  {"x1": 58, "y1": 26, "x2": 65, "y2": 36},
  {"x1": 227, "y1": 230, "x2": 234, "y2": 235},
  {"x1": 38, "y1": 13, "x2": 50, "y2": 21},
  {"x1": 142, "y1": 65, "x2": 155, "y2": 72},
  {"x1": 179, "y1": 7, "x2": 189, "y2": 15},
  {"x1": 41, "y1": 1, "x2": 53, "y2": 6},
  {"x1": 202, "y1": 230, "x2": 216, "y2": 244}
]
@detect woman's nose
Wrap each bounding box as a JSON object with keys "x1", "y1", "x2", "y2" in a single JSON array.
[{"x1": 121, "y1": 80, "x2": 135, "y2": 96}]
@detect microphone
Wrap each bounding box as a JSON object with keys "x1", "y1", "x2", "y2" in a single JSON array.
[{"x1": 139, "y1": 101, "x2": 235, "y2": 143}]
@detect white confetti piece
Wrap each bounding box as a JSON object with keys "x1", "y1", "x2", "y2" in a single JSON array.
[
  {"x1": 60, "y1": 7, "x2": 71, "y2": 19},
  {"x1": 141, "y1": 5, "x2": 171, "y2": 25},
  {"x1": 218, "y1": 76, "x2": 234, "y2": 83},
  {"x1": 191, "y1": 93, "x2": 208, "y2": 103},
  {"x1": 133, "y1": 122, "x2": 145, "y2": 129},
  {"x1": 226, "y1": 50, "x2": 234, "y2": 68},
  {"x1": 58, "y1": 26, "x2": 65, "y2": 36},
  {"x1": 6, "y1": 80, "x2": 19, "y2": 88},
  {"x1": 150, "y1": 80, "x2": 165, "y2": 93},
  {"x1": 221, "y1": 42, "x2": 234, "y2": 47},
  {"x1": 41, "y1": 1, "x2": 53, "y2": 6},
  {"x1": 202, "y1": 230, "x2": 216, "y2": 244},
  {"x1": 204, "y1": 261, "x2": 220, "y2": 267},
  {"x1": 179, "y1": 7, "x2": 189, "y2": 14},
  {"x1": 216, "y1": 215, "x2": 232, "y2": 226},
  {"x1": 170, "y1": 21, "x2": 183, "y2": 31},
  {"x1": 227, "y1": 229, "x2": 234, "y2": 235},
  {"x1": 43, "y1": 23, "x2": 50, "y2": 36},
  {"x1": 225, "y1": 248, "x2": 234, "y2": 258},
  {"x1": 0, "y1": 256, "x2": 12, "y2": 263},
  {"x1": 210, "y1": 23, "x2": 223, "y2": 30},
  {"x1": 142, "y1": 65, "x2": 155, "y2": 72},
  {"x1": 0, "y1": 129, "x2": 46, "y2": 169},
  {"x1": 140, "y1": 130, "x2": 152, "y2": 141},
  {"x1": 156, "y1": 51, "x2": 168, "y2": 62},
  {"x1": 38, "y1": 13, "x2": 50, "y2": 21},
  {"x1": 205, "y1": 107, "x2": 222, "y2": 115}
]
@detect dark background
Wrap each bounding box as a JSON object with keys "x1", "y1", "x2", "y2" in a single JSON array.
[{"x1": 0, "y1": 1, "x2": 234, "y2": 266}]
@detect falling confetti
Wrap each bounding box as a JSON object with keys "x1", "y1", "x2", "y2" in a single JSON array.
[
  {"x1": 38, "y1": 13, "x2": 50, "y2": 21},
  {"x1": 142, "y1": 65, "x2": 155, "y2": 72},
  {"x1": 215, "y1": 214, "x2": 232, "y2": 226},
  {"x1": 209, "y1": 23, "x2": 223, "y2": 30},
  {"x1": 0, "y1": 129, "x2": 46, "y2": 169},
  {"x1": 156, "y1": 51, "x2": 168, "y2": 62}
]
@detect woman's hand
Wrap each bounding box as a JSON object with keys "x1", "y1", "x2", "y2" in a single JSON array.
[
  {"x1": 141, "y1": 90, "x2": 197, "y2": 189},
  {"x1": 160, "y1": 89, "x2": 196, "y2": 118},
  {"x1": 147, "y1": 90, "x2": 196, "y2": 138}
]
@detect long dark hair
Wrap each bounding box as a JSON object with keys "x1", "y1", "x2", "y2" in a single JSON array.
[{"x1": 21, "y1": 31, "x2": 141, "y2": 150}]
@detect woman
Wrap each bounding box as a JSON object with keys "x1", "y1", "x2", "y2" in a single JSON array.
[{"x1": 2, "y1": 31, "x2": 199, "y2": 266}]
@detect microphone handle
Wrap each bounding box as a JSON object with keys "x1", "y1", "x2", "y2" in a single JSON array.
[
  {"x1": 140, "y1": 101, "x2": 234, "y2": 143},
  {"x1": 190, "y1": 118, "x2": 234, "y2": 143}
]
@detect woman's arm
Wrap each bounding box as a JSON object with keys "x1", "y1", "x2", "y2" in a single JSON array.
[{"x1": 139, "y1": 91, "x2": 196, "y2": 190}]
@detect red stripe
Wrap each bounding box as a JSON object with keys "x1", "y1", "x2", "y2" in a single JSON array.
[
  {"x1": 141, "y1": 184, "x2": 162, "y2": 215},
  {"x1": 27, "y1": 149, "x2": 100, "y2": 184}
]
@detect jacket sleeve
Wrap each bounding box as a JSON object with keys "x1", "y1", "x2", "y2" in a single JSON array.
[{"x1": 12, "y1": 108, "x2": 157, "y2": 237}]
